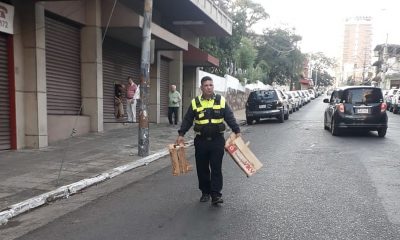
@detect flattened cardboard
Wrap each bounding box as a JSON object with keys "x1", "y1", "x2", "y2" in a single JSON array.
[
  {"x1": 169, "y1": 144, "x2": 193, "y2": 176},
  {"x1": 225, "y1": 134, "x2": 263, "y2": 177}
]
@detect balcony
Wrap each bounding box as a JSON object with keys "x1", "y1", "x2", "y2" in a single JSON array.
[{"x1": 153, "y1": 0, "x2": 232, "y2": 37}]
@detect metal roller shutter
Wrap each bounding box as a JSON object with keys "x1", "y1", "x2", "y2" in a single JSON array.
[
  {"x1": 45, "y1": 15, "x2": 81, "y2": 115},
  {"x1": 103, "y1": 38, "x2": 141, "y2": 122},
  {"x1": 160, "y1": 57, "x2": 170, "y2": 117},
  {"x1": 0, "y1": 33, "x2": 10, "y2": 150}
]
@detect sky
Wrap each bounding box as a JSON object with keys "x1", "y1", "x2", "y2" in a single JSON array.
[{"x1": 251, "y1": 0, "x2": 400, "y2": 59}]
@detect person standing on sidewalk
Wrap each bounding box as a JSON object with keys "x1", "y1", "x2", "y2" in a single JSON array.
[
  {"x1": 125, "y1": 76, "x2": 138, "y2": 123},
  {"x1": 176, "y1": 76, "x2": 241, "y2": 205},
  {"x1": 168, "y1": 85, "x2": 181, "y2": 125},
  {"x1": 114, "y1": 82, "x2": 124, "y2": 119}
]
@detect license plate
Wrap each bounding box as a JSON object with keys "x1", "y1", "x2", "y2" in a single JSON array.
[
  {"x1": 356, "y1": 108, "x2": 369, "y2": 114},
  {"x1": 259, "y1": 105, "x2": 266, "y2": 109}
]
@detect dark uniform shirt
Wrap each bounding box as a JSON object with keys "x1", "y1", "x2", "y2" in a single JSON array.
[{"x1": 178, "y1": 95, "x2": 240, "y2": 136}]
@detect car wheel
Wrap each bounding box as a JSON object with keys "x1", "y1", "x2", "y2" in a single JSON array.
[
  {"x1": 394, "y1": 106, "x2": 398, "y2": 114},
  {"x1": 377, "y1": 128, "x2": 387, "y2": 137},
  {"x1": 255, "y1": 118, "x2": 260, "y2": 123},
  {"x1": 331, "y1": 118, "x2": 340, "y2": 136},
  {"x1": 284, "y1": 109, "x2": 289, "y2": 120},
  {"x1": 246, "y1": 117, "x2": 253, "y2": 125},
  {"x1": 324, "y1": 115, "x2": 329, "y2": 130},
  {"x1": 278, "y1": 110, "x2": 284, "y2": 123},
  {"x1": 389, "y1": 106, "x2": 393, "y2": 112}
]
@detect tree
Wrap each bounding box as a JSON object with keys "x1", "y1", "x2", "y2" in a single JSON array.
[
  {"x1": 235, "y1": 37, "x2": 257, "y2": 72},
  {"x1": 200, "y1": 0, "x2": 269, "y2": 78},
  {"x1": 255, "y1": 28, "x2": 305, "y2": 86},
  {"x1": 309, "y1": 52, "x2": 336, "y2": 87}
]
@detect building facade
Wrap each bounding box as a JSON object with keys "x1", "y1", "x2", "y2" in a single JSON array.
[
  {"x1": 373, "y1": 44, "x2": 400, "y2": 89},
  {"x1": 0, "y1": 0, "x2": 232, "y2": 150},
  {"x1": 341, "y1": 16, "x2": 373, "y2": 84}
]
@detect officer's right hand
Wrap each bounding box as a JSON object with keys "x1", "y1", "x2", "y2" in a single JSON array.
[{"x1": 176, "y1": 136, "x2": 185, "y2": 146}]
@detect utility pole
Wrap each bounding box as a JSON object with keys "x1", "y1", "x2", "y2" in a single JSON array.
[
  {"x1": 138, "y1": 0, "x2": 153, "y2": 156},
  {"x1": 362, "y1": 51, "x2": 367, "y2": 82},
  {"x1": 381, "y1": 34, "x2": 389, "y2": 89}
]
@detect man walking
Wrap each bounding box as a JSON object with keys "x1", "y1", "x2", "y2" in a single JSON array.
[
  {"x1": 176, "y1": 76, "x2": 241, "y2": 205},
  {"x1": 168, "y1": 85, "x2": 181, "y2": 125}
]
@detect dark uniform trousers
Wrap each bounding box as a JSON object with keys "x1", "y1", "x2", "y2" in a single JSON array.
[{"x1": 194, "y1": 134, "x2": 225, "y2": 197}]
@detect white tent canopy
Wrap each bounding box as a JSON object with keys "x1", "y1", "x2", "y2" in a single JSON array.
[{"x1": 198, "y1": 70, "x2": 270, "y2": 93}]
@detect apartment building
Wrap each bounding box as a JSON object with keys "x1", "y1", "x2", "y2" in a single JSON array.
[{"x1": 341, "y1": 16, "x2": 373, "y2": 83}]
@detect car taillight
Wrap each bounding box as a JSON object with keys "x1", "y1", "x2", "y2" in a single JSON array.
[
  {"x1": 381, "y1": 103, "x2": 387, "y2": 112},
  {"x1": 337, "y1": 103, "x2": 344, "y2": 113}
]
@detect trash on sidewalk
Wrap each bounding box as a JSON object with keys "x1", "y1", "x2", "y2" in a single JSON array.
[
  {"x1": 225, "y1": 133, "x2": 263, "y2": 177},
  {"x1": 168, "y1": 144, "x2": 193, "y2": 176}
]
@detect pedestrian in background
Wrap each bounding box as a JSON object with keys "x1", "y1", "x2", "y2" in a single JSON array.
[
  {"x1": 125, "y1": 76, "x2": 138, "y2": 123},
  {"x1": 114, "y1": 82, "x2": 124, "y2": 119},
  {"x1": 176, "y1": 76, "x2": 241, "y2": 205},
  {"x1": 168, "y1": 84, "x2": 181, "y2": 125}
]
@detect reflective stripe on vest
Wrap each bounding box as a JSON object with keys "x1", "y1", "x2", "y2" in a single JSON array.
[{"x1": 191, "y1": 95, "x2": 225, "y2": 125}]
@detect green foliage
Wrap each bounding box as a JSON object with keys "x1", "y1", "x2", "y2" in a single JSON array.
[
  {"x1": 255, "y1": 28, "x2": 305, "y2": 86},
  {"x1": 202, "y1": 0, "x2": 338, "y2": 89},
  {"x1": 309, "y1": 52, "x2": 337, "y2": 87},
  {"x1": 200, "y1": 0, "x2": 268, "y2": 78},
  {"x1": 235, "y1": 37, "x2": 257, "y2": 70}
]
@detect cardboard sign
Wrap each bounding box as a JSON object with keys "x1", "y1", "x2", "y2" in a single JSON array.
[
  {"x1": 225, "y1": 134, "x2": 263, "y2": 177},
  {"x1": 168, "y1": 144, "x2": 192, "y2": 176}
]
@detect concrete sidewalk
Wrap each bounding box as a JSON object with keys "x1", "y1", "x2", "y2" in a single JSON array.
[{"x1": 0, "y1": 109, "x2": 246, "y2": 225}]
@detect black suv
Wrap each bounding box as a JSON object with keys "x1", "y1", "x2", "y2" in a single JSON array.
[
  {"x1": 245, "y1": 89, "x2": 289, "y2": 124},
  {"x1": 323, "y1": 86, "x2": 388, "y2": 137}
]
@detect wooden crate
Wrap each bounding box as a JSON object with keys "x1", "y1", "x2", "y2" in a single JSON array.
[{"x1": 168, "y1": 144, "x2": 193, "y2": 176}]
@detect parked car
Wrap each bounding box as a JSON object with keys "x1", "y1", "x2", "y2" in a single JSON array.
[
  {"x1": 391, "y1": 90, "x2": 400, "y2": 114},
  {"x1": 245, "y1": 89, "x2": 289, "y2": 124},
  {"x1": 303, "y1": 90, "x2": 311, "y2": 103},
  {"x1": 283, "y1": 92, "x2": 295, "y2": 113},
  {"x1": 288, "y1": 91, "x2": 301, "y2": 111},
  {"x1": 384, "y1": 88, "x2": 398, "y2": 111},
  {"x1": 323, "y1": 86, "x2": 388, "y2": 137},
  {"x1": 308, "y1": 89, "x2": 316, "y2": 99},
  {"x1": 297, "y1": 90, "x2": 306, "y2": 106}
]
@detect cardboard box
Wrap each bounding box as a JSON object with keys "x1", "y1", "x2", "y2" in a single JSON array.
[
  {"x1": 225, "y1": 134, "x2": 263, "y2": 177},
  {"x1": 168, "y1": 144, "x2": 193, "y2": 176}
]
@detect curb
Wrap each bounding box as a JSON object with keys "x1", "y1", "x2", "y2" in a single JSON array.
[{"x1": 0, "y1": 140, "x2": 194, "y2": 226}]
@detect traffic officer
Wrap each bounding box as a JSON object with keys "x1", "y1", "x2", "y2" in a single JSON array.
[{"x1": 176, "y1": 76, "x2": 241, "y2": 205}]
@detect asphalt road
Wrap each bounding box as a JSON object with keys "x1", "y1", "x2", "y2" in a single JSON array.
[{"x1": 9, "y1": 97, "x2": 400, "y2": 239}]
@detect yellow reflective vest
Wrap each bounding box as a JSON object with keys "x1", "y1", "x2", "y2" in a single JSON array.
[{"x1": 191, "y1": 94, "x2": 226, "y2": 136}]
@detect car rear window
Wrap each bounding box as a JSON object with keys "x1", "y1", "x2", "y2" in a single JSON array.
[
  {"x1": 249, "y1": 90, "x2": 277, "y2": 100},
  {"x1": 342, "y1": 88, "x2": 383, "y2": 104}
]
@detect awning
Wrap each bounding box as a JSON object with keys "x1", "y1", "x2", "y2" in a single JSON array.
[
  {"x1": 183, "y1": 44, "x2": 219, "y2": 67},
  {"x1": 299, "y1": 79, "x2": 310, "y2": 85}
]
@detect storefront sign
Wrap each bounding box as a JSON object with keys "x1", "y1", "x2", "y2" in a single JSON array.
[{"x1": 0, "y1": 2, "x2": 14, "y2": 34}]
